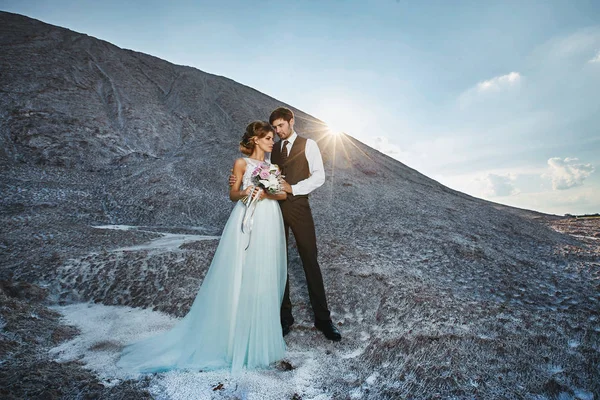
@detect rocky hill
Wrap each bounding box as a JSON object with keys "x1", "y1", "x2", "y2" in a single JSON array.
[{"x1": 0, "y1": 11, "x2": 598, "y2": 399}]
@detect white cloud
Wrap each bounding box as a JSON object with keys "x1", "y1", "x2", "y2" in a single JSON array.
[
  {"x1": 435, "y1": 168, "x2": 599, "y2": 215},
  {"x1": 547, "y1": 157, "x2": 595, "y2": 190},
  {"x1": 484, "y1": 173, "x2": 519, "y2": 197},
  {"x1": 476, "y1": 72, "x2": 521, "y2": 92},
  {"x1": 457, "y1": 72, "x2": 522, "y2": 109},
  {"x1": 589, "y1": 50, "x2": 600, "y2": 63},
  {"x1": 495, "y1": 186, "x2": 600, "y2": 216},
  {"x1": 526, "y1": 28, "x2": 600, "y2": 69},
  {"x1": 542, "y1": 29, "x2": 600, "y2": 60}
]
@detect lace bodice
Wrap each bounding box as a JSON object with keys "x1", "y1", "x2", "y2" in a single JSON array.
[{"x1": 242, "y1": 157, "x2": 266, "y2": 190}]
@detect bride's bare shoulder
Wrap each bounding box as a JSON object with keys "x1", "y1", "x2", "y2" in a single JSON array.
[{"x1": 232, "y1": 157, "x2": 247, "y2": 173}]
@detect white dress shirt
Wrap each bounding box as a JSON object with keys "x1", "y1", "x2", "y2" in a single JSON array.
[{"x1": 280, "y1": 132, "x2": 325, "y2": 196}]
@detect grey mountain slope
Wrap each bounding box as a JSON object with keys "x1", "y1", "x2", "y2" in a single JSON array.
[{"x1": 1, "y1": 11, "x2": 598, "y2": 399}]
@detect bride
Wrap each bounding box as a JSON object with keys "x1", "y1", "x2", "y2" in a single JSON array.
[{"x1": 117, "y1": 121, "x2": 288, "y2": 373}]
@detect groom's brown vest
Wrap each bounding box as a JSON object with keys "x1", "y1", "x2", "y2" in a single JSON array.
[{"x1": 271, "y1": 136, "x2": 309, "y2": 201}]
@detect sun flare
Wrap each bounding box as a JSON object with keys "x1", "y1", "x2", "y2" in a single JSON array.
[
  {"x1": 326, "y1": 122, "x2": 343, "y2": 136},
  {"x1": 319, "y1": 104, "x2": 355, "y2": 136}
]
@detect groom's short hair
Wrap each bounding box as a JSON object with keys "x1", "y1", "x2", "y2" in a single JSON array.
[{"x1": 269, "y1": 107, "x2": 294, "y2": 125}]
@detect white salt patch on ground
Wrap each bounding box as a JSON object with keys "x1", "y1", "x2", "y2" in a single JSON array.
[
  {"x1": 574, "y1": 389, "x2": 595, "y2": 400},
  {"x1": 49, "y1": 303, "x2": 177, "y2": 382},
  {"x1": 572, "y1": 235, "x2": 600, "y2": 241},
  {"x1": 341, "y1": 346, "x2": 366, "y2": 359},
  {"x1": 548, "y1": 365, "x2": 565, "y2": 374},
  {"x1": 93, "y1": 224, "x2": 137, "y2": 231},
  {"x1": 115, "y1": 233, "x2": 219, "y2": 252},
  {"x1": 365, "y1": 371, "x2": 379, "y2": 385},
  {"x1": 91, "y1": 225, "x2": 219, "y2": 252},
  {"x1": 151, "y1": 365, "x2": 328, "y2": 400},
  {"x1": 49, "y1": 303, "x2": 332, "y2": 399},
  {"x1": 349, "y1": 387, "x2": 364, "y2": 399}
]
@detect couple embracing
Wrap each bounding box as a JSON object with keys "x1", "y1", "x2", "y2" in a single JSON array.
[{"x1": 118, "y1": 107, "x2": 340, "y2": 374}]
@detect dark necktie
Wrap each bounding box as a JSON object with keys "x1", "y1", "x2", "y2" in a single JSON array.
[{"x1": 281, "y1": 140, "x2": 289, "y2": 166}]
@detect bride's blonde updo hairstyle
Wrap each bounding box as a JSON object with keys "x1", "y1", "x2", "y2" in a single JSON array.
[{"x1": 239, "y1": 121, "x2": 274, "y2": 155}]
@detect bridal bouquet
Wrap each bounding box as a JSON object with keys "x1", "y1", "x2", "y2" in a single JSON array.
[
  {"x1": 241, "y1": 162, "x2": 282, "y2": 239},
  {"x1": 250, "y1": 162, "x2": 282, "y2": 194}
]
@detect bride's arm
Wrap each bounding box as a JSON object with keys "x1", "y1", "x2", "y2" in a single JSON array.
[
  {"x1": 229, "y1": 158, "x2": 251, "y2": 202},
  {"x1": 264, "y1": 191, "x2": 286, "y2": 201}
]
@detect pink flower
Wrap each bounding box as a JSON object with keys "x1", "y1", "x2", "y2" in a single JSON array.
[{"x1": 259, "y1": 170, "x2": 270, "y2": 179}]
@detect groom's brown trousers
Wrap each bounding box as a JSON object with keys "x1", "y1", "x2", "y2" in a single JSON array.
[
  {"x1": 279, "y1": 197, "x2": 331, "y2": 323},
  {"x1": 272, "y1": 136, "x2": 331, "y2": 323}
]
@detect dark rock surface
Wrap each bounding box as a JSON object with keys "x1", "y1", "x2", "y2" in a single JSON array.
[{"x1": 1, "y1": 11, "x2": 598, "y2": 399}]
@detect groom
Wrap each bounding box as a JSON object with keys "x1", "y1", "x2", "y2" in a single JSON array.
[{"x1": 269, "y1": 107, "x2": 341, "y2": 342}]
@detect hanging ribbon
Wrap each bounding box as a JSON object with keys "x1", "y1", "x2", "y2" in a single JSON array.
[{"x1": 241, "y1": 186, "x2": 263, "y2": 250}]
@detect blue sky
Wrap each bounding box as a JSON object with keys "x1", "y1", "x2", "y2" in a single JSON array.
[{"x1": 2, "y1": 0, "x2": 599, "y2": 215}]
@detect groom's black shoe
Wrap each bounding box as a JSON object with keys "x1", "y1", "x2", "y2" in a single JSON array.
[
  {"x1": 314, "y1": 320, "x2": 342, "y2": 341},
  {"x1": 281, "y1": 319, "x2": 293, "y2": 337}
]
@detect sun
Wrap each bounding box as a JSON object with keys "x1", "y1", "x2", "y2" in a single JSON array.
[
  {"x1": 326, "y1": 122, "x2": 344, "y2": 136},
  {"x1": 323, "y1": 109, "x2": 352, "y2": 135},
  {"x1": 318, "y1": 103, "x2": 356, "y2": 136}
]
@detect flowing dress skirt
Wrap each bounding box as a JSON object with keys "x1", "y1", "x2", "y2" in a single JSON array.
[{"x1": 117, "y1": 199, "x2": 287, "y2": 373}]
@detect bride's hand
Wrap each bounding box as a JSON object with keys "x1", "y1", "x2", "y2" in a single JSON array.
[
  {"x1": 244, "y1": 186, "x2": 264, "y2": 200},
  {"x1": 253, "y1": 188, "x2": 265, "y2": 200},
  {"x1": 242, "y1": 185, "x2": 254, "y2": 197}
]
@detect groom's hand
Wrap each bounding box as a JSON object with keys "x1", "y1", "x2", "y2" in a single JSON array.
[
  {"x1": 228, "y1": 169, "x2": 236, "y2": 187},
  {"x1": 281, "y1": 180, "x2": 293, "y2": 194}
]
